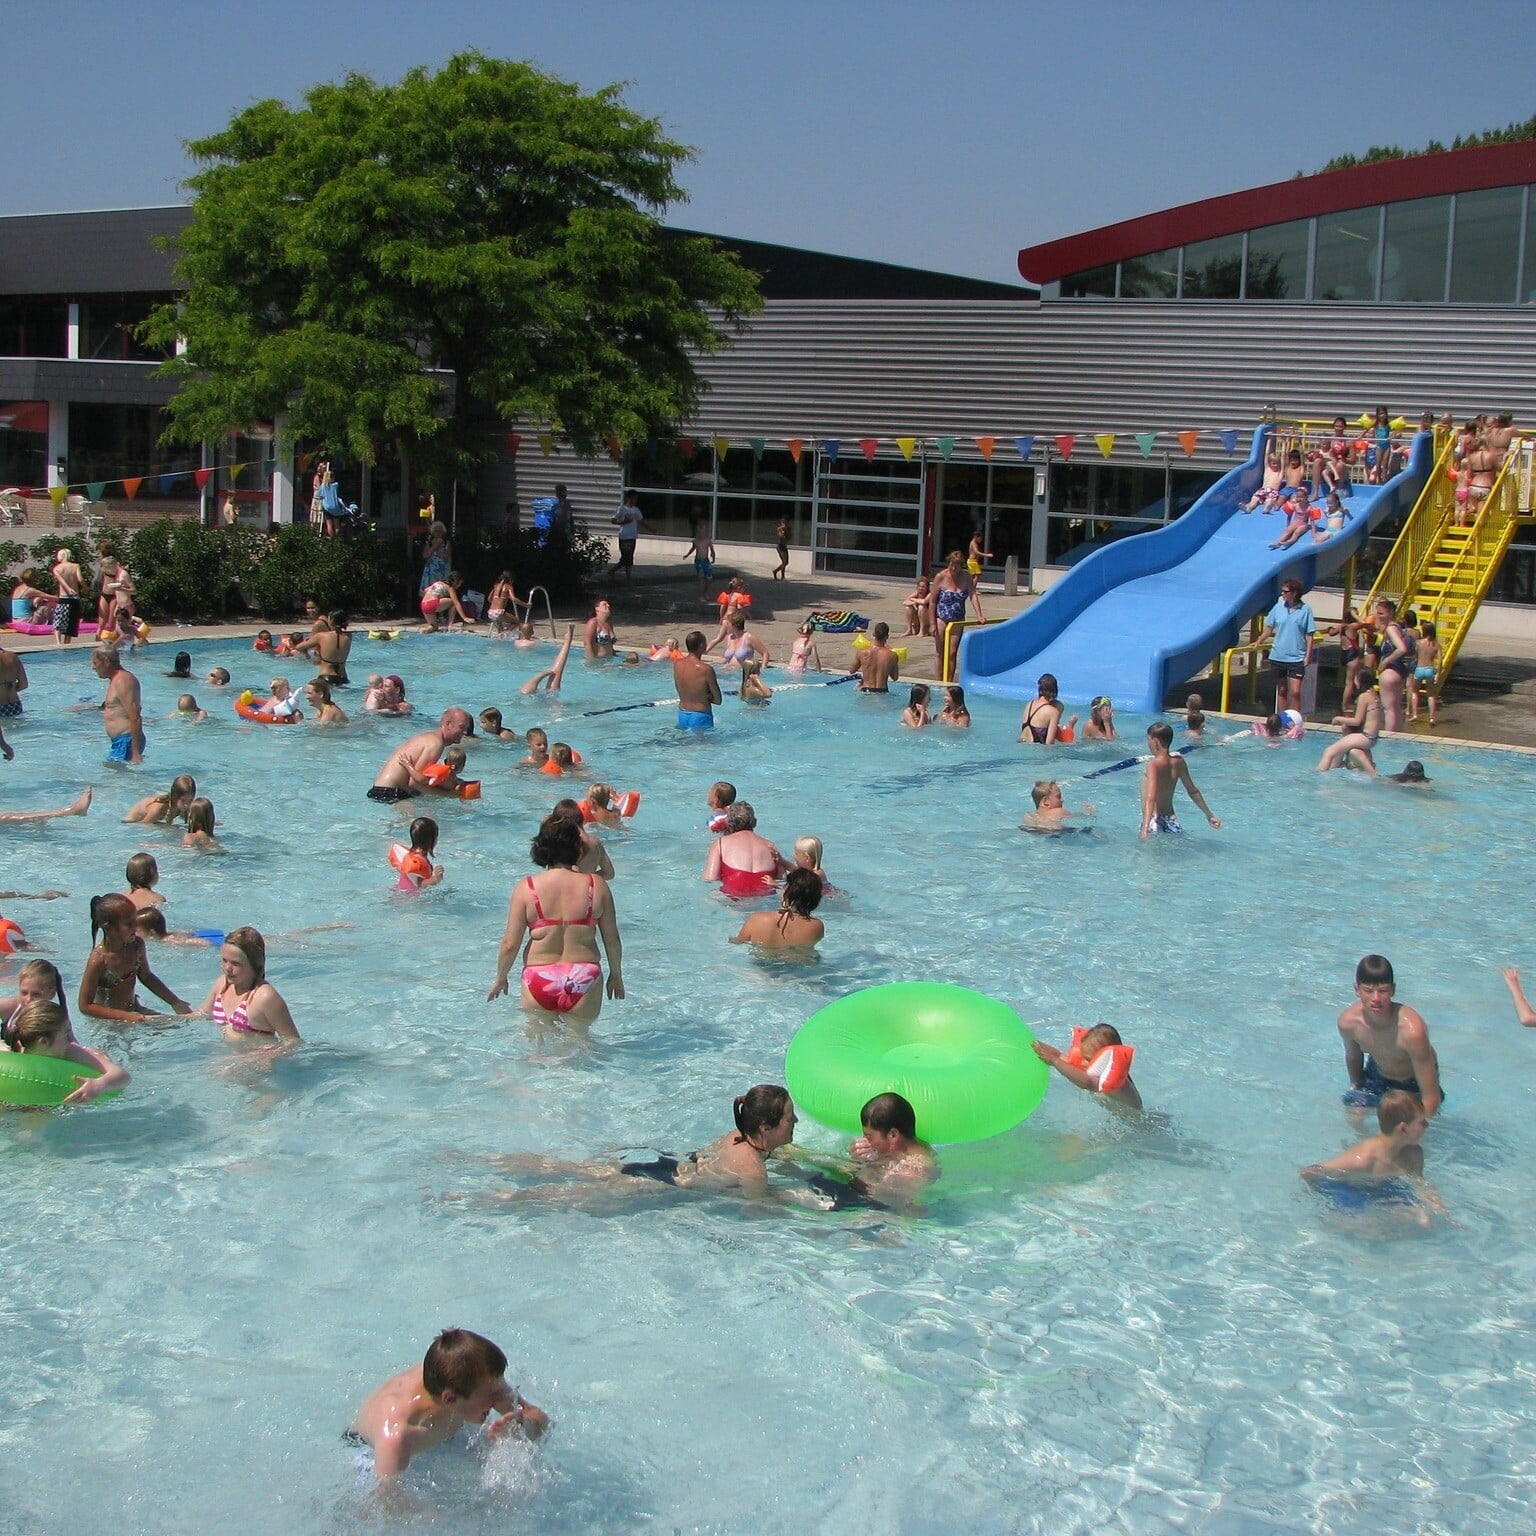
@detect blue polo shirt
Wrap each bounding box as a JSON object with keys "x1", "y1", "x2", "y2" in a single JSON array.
[{"x1": 1266, "y1": 600, "x2": 1315, "y2": 664}]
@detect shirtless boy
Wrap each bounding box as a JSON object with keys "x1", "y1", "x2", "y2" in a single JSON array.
[
  {"x1": 367, "y1": 708, "x2": 470, "y2": 803},
  {"x1": 850, "y1": 622, "x2": 900, "y2": 693},
  {"x1": 1021, "y1": 779, "x2": 1095, "y2": 834},
  {"x1": 1302, "y1": 1089, "x2": 1429, "y2": 1188},
  {"x1": 350, "y1": 1329, "x2": 546, "y2": 1482},
  {"x1": 1338, "y1": 953, "x2": 1442, "y2": 1115},
  {"x1": 1140, "y1": 723, "x2": 1220, "y2": 837}
]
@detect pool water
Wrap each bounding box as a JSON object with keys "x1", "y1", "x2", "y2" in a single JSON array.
[{"x1": 2, "y1": 634, "x2": 1534, "y2": 1534}]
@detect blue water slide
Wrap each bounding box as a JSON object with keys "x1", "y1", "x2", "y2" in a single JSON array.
[{"x1": 959, "y1": 427, "x2": 1434, "y2": 712}]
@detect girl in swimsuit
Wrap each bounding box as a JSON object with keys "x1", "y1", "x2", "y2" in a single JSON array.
[
  {"x1": 1019, "y1": 674, "x2": 1076, "y2": 745},
  {"x1": 4, "y1": 999, "x2": 129, "y2": 1105},
  {"x1": 1373, "y1": 600, "x2": 1412, "y2": 732},
  {"x1": 488, "y1": 813, "x2": 623, "y2": 1024},
  {"x1": 786, "y1": 623, "x2": 821, "y2": 674},
  {"x1": 731, "y1": 867, "x2": 825, "y2": 951},
  {"x1": 1, "y1": 958, "x2": 73, "y2": 1043},
  {"x1": 485, "y1": 572, "x2": 520, "y2": 627},
  {"x1": 78, "y1": 893, "x2": 190, "y2": 1023},
  {"x1": 583, "y1": 599, "x2": 617, "y2": 660},
  {"x1": 196, "y1": 927, "x2": 301, "y2": 1046},
  {"x1": 1327, "y1": 607, "x2": 1366, "y2": 711},
  {"x1": 182, "y1": 798, "x2": 222, "y2": 852},
  {"x1": 1083, "y1": 694, "x2": 1116, "y2": 741},
  {"x1": 1318, "y1": 668, "x2": 1383, "y2": 774},
  {"x1": 124, "y1": 773, "x2": 197, "y2": 827},
  {"x1": 937, "y1": 684, "x2": 971, "y2": 728},
  {"x1": 703, "y1": 801, "x2": 792, "y2": 897}
]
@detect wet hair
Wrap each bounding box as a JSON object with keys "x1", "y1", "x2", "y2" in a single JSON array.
[
  {"x1": 330, "y1": 609, "x2": 349, "y2": 631},
  {"x1": 1356, "y1": 667, "x2": 1378, "y2": 691},
  {"x1": 479, "y1": 707, "x2": 503, "y2": 731},
  {"x1": 408, "y1": 817, "x2": 439, "y2": 856},
  {"x1": 177, "y1": 694, "x2": 199, "y2": 713},
  {"x1": 530, "y1": 812, "x2": 583, "y2": 869},
  {"x1": 1420, "y1": 619, "x2": 1437, "y2": 640},
  {"x1": 1392, "y1": 760, "x2": 1428, "y2": 783},
  {"x1": 257, "y1": 629, "x2": 272, "y2": 642},
  {"x1": 727, "y1": 612, "x2": 746, "y2": 631},
  {"x1": 90, "y1": 892, "x2": 136, "y2": 943},
  {"x1": 732, "y1": 1084, "x2": 791, "y2": 1145},
  {"x1": 723, "y1": 801, "x2": 757, "y2": 833},
  {"x1": 1356, "y1": 953, "x2": 1395, "y2": 987},
  {"x1": 135, "y1": 907, "x2": 168, "y2": 937},
  {"x1": 945, "y1": 685, "x2": 967, "y2": 713},
  {"x1": 223, "y1": 926, "x2": 266, "y2": 982},
  {"x1": 125, "y1": 853, "x2": 158, "y2": 891},
  {"x1": 1030, "y1": 779, "x2": 1058, "y2": 809},
  {"x1": 861, "y1": 1091, "x2": 917, "y2": 1140},
  {"x1": 709, "y1": 780, "x2": 736, "y2": 809},
  {"x1": 1081, "y1": 1022, "x2": 1124, "y2": 1054},
  {"x1": 550, "y1": 798, "x2": 584, "y2": 825},
  {"x1": 185, "y1": 798, "x2": 216, "y2": 837},
  {"x1": 7, "y1": 999, "x2": 69, "y2": 1053},
  {"x1": 1377, "y1": 1089, "x2": 1424, "y2": 1134},
  {"x1": 872, "y1": 621, "x2": 889, "y2": 644},
  {"x1": 16, "y1": 958, "x2": 67, "y2": 1011},
  {"x1": 907, "y1": 684, "x2": 930, "y2": 710},
  {"x1": 1260, "y1": 715, "x2": 1282, "y2": 737},
  {"x1": 794, "y1": 835, "x2": 823, "y2": 870},
  {"x1": 307, "y1": 678, "x2": 333, "y2": 705},
  {"x1": 167, "y1": 775, "x2": 197, "y2": 815},
  {"x1": 685, "y1": 630, "x2": 707, "y2": 655},
  {"x1": 208, "y1": 668, "x2": 230, "y2": 684},
  {"x1": 1036, "y1": 673, "x2": 1059, "y2": 700},
  {"x1": 780, "y1": 868, "x2": 824, "y2": 918},
  {"x1": 525, "y1": 727, "x2": 548, "y2": 748},
  {"x1": 550, "y1": 743, "x2": 574, "y2": 769},
  {"x1": 172, "y1": 651, "x2": 192, "y2": 675},
  {"x1": 442, "y1": 747, "x2": 466, "y2": 774},
  {"x1": 585, "y1": 783, "x2": 614, "y2": 811},
  {"x1": 422, "y1": 1329, "x2": 507, "y2": 1401},
  {"x1": 1090, "y1": 695, "x2": 1111, "y2": 722},
  {"x1": 1146, "y1": 722, "x2": 1174, "y2": 749}
]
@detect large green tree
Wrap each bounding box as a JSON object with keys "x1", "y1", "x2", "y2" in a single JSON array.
[{"x1": 146, "y1": 52, "x2": 762, "y2": 485}]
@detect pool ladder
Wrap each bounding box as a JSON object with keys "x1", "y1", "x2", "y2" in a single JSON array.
[{"x1": 523, "y1": 585, "x2": 557, "y2": 638}]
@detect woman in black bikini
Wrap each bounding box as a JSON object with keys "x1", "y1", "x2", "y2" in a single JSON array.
[{"x1": 1019, "y1": 674, "x2": 1077, "y2": 745}]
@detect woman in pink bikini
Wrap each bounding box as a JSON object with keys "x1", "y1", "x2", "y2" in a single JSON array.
[
  {"x1": 702, "y1": 802, "x2": 793, "y2": 898},
  {"x1": 197, "y1": 927, "x2": 301, "y2": 1046},
  {"x1": 488, "y1": 813, "x2": 624, "y2": 1024}
]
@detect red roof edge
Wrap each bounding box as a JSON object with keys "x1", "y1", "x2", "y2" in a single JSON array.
[{"x1": 1017, "y1": 140, "x2": 1536, "y2": 285}]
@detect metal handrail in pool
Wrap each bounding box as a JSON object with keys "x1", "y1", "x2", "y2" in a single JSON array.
[{"x1": 523, "y1": 585, "x2": 556, "y2": 638}]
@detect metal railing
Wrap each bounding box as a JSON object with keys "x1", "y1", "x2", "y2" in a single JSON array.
[
  {"x1": 1359, "y1": 429, "x2": 1457, "y2": 618},
  {"x1": 940, "y1": 617, "x2": 1002, "y2": 682},
  {"x1": 522, "y1": 584, "x2": 556, "y2": 638}
]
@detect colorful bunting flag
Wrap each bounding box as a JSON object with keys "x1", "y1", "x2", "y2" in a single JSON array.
[
  {"x1": 937, "y1": 437, "x2": 955, "y2": 460},
  {"x1": 1094, "y1": 433, "x2": 1116, "y2": 460},
  {"x1": 86, "y1": 481, "x2": 107, "y2": 502},
  {"x1": 1014, "y1": 435, "x2": 1034, "y2": 460},
  {"x1": 159, "y1": 474, "x2": 176, "y2": 495},
  {"x1": 677, "y1": 437, "x2": 696, "y2": 459},
  {"x1": 786, "y1": 439, "x2": 803, "y2": 464},
  {"x1": 537, "y1": 433, "x2": 554, "y2": 456},
  {"x1": 1219, "y1": 429, "x2": 1240, "y2": 455},
  {"x1": 823, "y1": 439, "x2": 840, "y2": 462},
  {"x1": 895, "y1": 437, "x2": 917, "y2": 462},
  {"x1": 712, "y1": 436, "x2": 730, "y2": 460},
  {"x1": 505, "y1": 433, "x2": 521, "y2": 455},
  {"x1": 1055, "y1": 434, "x2": 1076, "y2": 461},
  {"x1": 860, "y1": 438, "x2": 878, "y2": 462},
  {"x1": 121, "y1": 477, "x2": 141, "y2": 500},
  {"x1": 194, "y1": 468, "x2": 213, "y2": 490},
  {"x1": 748, "y1": 438, "x2": 765, "y2": 461},
  {"x1": 48, "y1": 485, "x2": 66, "y2": 507},
  {"x1": 1135, "y1": 432, "x2": 1157, "y2": 458},
  {"x1": 228, "y1": 463, "x2": 244, "y2": 483},
  {"x1": 975, "y1": 435, "x2": 995, "y2": 460}
]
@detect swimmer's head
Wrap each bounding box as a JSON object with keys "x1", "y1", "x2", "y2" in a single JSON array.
[
  {"x1": 525, "y1": 727, "x2": 548, "y2": 752},
  {"x1": 135, "y1": 907, "x2": 168, "y2": 938},
  {"x1": 185, "y1": 798, "x2": 216, "y2": 837},
  {"x1": 1031, "y1": 780, "x2": 1061, "y2": 809},
  {"x1": 685, "y1": 630, "x2": 707, "y2": 656},
  {"x1": 1259, "y1": 715, "x2": 1282, "y2": 737},
  {"x1": 872, "y1": 621, "x2": 889, "y2": 644},
  {"x1": 90, "y1": 892, "x2": 136, "y2": 943},
  {"x1": 860, "y1": 1091, "x2": 917, "y2": 1142},
  {"x1": 15, "y1": 959, "x2": 66, "y2": 1011},
  {"x1": 517, "y1": 622, "x2": 536, "y2": 640},
  {"x1": 732, "y1": 1084, "x2": 793, "y2": 1147},
  {"x1": 171, "y1": 651, "x2": 192, "y2": 677},
  {"x1": 622, "y1": 651, "x2": 640, "y2": 665},
  {"x1": 1080, "y1": 1023, "x2": 1124, "y2": 1058},
  {"x1": 306, "y1": 679, "x2": 332, "y2": 707},
  {"x1": 781, "y1": 867, "x2": 824, "y2": 918},
  {"x1": 1356, "y1": 666, "x2": 1377, "y2": 692},
  {"x1": 408, "y1": 816, "x2": 439, "y2": 856},
  {"x1": 387, "y1": 674, "x2": 406, "y2": 697},
  {"x1": 1146, "y1": 722, "x2": 1174, "y2": 749},
  {"x1": 1036, "y1": 673, "x2": 1059, "y2": 701},
  {"x1": 1377, "y1": 1090, "x2": 1427, "y2": 1139},
  {"x1": 907, "y1": 684, "x2": 930, "y2": 709},
  {"x1": 549, "y1": 742, "x2": 574, "y2": 769},
  {"x1": 177, "y1": 694, "x2": 199, "y2": 714},
  {"x1": 794, "y1": 835, "x2": 823, "y2": 871},
  {"x1": 1391, "y1": 760, "x2": 1429, "y2": 784},
  {"x1": 479, "y1": 707, "x2": 503, "y2": 732},
  {"x1": 530, "y1": 811, "x2": 583, "y2": 869},
  {"x1": 269, "y1": 677, "x2": 290, "y2": 699},
  {"x1": 423, "y1": 1329, "x2": 508, "y2": 1407},
  {"x1": 367, "y1": 674, "x2": 385, "y2": 691},
  {"x1": 708, "y1": 781, "x2": 736, "y2": 811},
  {"x1": 167, "y1": 774, "x2": 197, "y2": 812},
  {"x1": 741, "y1": 658, "x2": 763, "y2": 678},
  {"x1": 125, "y1": 852, "x2": 158, "y2": 891},
  {"x1": 207, "y1": 667, "x2": 230, "y2": 686},
  {"x1": 220, "y1": 926, "x2": 265, "y2": 985},
  {"x1": 6, "y1": 999, "x2": 69, "y2": 1056},
  {"x1": 945, "y1": 685, "x2": 966, "y2": 711},
  {"x1": 550, "y1": 798, "x2": 583, "y2": 825},
  {"x1": 1090, "y1": 695, "x2": 1112, "y2": 723},
  {"x1": 442, "y1": 747, "x2": 466, "y2": 773},
  {"x1": 723, "y1": 801, "x2": 756, "y2": 833},
  {"x1": 1355, "y1": 953, "x2": 1395, "y2": 993},
  {"x1": 798, "y1": 622, "x2": 813, "y2": 637},
  {"x1": 585, "y1": 783, "x2": 614, "y2": 810}
]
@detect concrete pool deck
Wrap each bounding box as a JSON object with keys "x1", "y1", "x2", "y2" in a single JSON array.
[{"x1": 8, "y1": 552, "x2": 1536, "y2": 751}]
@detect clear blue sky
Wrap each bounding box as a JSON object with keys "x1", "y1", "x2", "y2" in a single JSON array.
[{"x1": 14, "y1": 0, "x2": 1534, "y2": 284}]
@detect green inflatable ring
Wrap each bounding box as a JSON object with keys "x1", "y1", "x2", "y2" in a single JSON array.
[
  {"x1": 0, "y1": 1051, "x2": 111, "y2": 1108},
  {"x1": 784, "y1": 982, "x2": 1048, "y2": 1144}
]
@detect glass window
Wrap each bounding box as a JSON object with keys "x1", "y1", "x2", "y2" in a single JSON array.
[
  {"x1": 0, "y1": 296, "x2": 68, "y2": 357},
  {"x1": 1181, "y1": 233, "x2": 1244, "y2": 298},
  {"x1": 1314, "y1": 206, "x2": 1381, "y2": 302},
  {"x1": 626, "y1": 439, "x2": 718, "y2": 539},
  {"x1": 1245, "y1": 218, "x2": 1310, "y2": 299},
  {"x1": 714, "y1": 446, "x2": 811, "y2": 547},
  {"x1": 67, "y1": 404, "x2": 199, "y2": 498},
  {"x1": 1381, "y1": 195, "x2": 1450, "y2": 302},
  {"x1": 1060, "y1": 265, "x2": 1116, "y2": 298},
  {"x1": 814, "y1": 457, "x2": 920, "y2": 577},
  {"x1": 79, "y1": 293, "x2": 173, "y2": 362},
  {"x1": 1450, "y1": 186, "x2": 1522, "y2": 303},
  {"x1": 0, "y1": 402, "x2": 48, "y2": 488},
  {"x1": 1119, "y1": 247, "x2": 1179, "y2": 299}
]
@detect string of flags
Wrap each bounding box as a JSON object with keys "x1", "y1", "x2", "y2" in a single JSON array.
[
  {"x1": 505, "y1": 428, "x2": 1252, "y2": 464},
  {"x1": 8, "y1": 452, "x2": 293, "y2": 505}
]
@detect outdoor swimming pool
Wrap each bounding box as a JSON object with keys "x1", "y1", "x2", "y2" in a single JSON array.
[{"x1": 2, "y1": 633, "x2": 1533, "y2": 1534}]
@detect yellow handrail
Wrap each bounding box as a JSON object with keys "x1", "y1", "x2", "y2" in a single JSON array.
[
  {"x1": 941, "y1": 617, "x2": 1000, "y2": 682},
  {"x1": 1360, "y1": 428, "x2": 1457, "y2": 617}
]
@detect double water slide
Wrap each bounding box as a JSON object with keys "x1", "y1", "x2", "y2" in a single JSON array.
[{"x1": 959, "y1": 427, "x2": 1434, "y2": 712}]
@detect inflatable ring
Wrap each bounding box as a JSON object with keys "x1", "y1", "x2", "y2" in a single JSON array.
[
  {"x1": 785, "y1": 982, "x2": 1048, "y2": 1144},
  {"x1": 0, "y1": 1052, "x2": 114, "y2": 1109},
  {"x1": 234, "y1": 691, "x2": 298, "y2": 725},
  {"x1": 0, "y1": 914, "x2": 24, "y2": 954}
]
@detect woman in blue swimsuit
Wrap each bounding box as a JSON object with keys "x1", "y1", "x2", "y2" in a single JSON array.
[{"x1": 929, "y1": 551, "x2": 974, "y2": 679}]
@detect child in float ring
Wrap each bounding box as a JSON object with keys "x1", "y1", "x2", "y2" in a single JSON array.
[
  {"x1": 3, "y1": 999, "x2": 129, "y2": 1105},
  {"x1": 488, "y1": 812, "x2": 624, "y2": 1024}
]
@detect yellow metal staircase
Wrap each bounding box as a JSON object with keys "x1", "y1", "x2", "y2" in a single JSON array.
[{"x1": 1363, "y1": 433, "x2": 1534, "y2": 684}]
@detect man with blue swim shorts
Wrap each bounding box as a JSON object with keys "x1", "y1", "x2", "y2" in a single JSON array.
[
  {"x1": 1337, "y1": 953, "x2": 1443, "y2": 1115},
  {"x1": 672, "y1": 629, "x2": 720, "y2": 731},
  {"x1": 93, "y1": 646, "x2": 144, "y2": 764}
]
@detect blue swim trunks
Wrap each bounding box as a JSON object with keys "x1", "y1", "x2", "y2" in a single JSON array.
[
  {"x1": 1342, "y1": 1055, "x2": 1438, "y2": 1108},
  {"x1": 677, "y1": 709, "x2": 714, "y2": 731},
  {"x1": 695, "y1": 558, "x2": 713, "y2": 580},
  {"x1": 1144, "y1": 813, "x2": 1182, "y2": 835},
  {"x1": 107, "y1": 732, "x2": 142, "y2": 762},
  {"x1": 0, "y1": 700, "x2": 21, "y2": 718},
  {"x1": 1310, "y1": 1174, "x2": 1417, "y2": 1212}
]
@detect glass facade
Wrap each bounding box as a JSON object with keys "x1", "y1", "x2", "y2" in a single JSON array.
[
  {"x1": 0, "y1": 295, "x2": 67, "y2": 357},
  {"x1": 936, "y1": 463, "x2": 1035, "y2": 572},
  {"x1": 627, "y1": 442, "x2": 812, "y2": 547},
  {"x1": 1043, "y1": 464, "x2": 1215, "y2": 565},
  {"x1": 79, "y1": 293, "x2": 172, "y2": 362},
  {"x1": 816, "y1": 457, "x2": 922, "y2": 577},
  {"x1": 0, "y1": 403, "x2": 47, "y2": 488},
  {"x1": 67, "y1": 404, "x2": 198, "y2": 497},
  {"x1": 1055, "y1": 183, "x2": 1536, "y2": 306}
]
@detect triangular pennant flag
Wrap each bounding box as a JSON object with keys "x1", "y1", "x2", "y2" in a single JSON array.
[
  {"x1": 1013, "y1": 435, "x2": 1034, "y2": 460},
  {"x1": 228, "y1": 463, "x2": 243, "y2": 483},
  {"x1": 1219, "y1": 429, "x2": 1240, "y2": 456},
  {"x1": 786, "y1": 439, "x2": 803, "y2": 464},
  {"x1": 194, "y1": 468, "x2": 214, "y2": 490},
  {"x1": 537, "y1": 433, "x2": 554, "y2": 456},
  {"x1": 860, "y1": 438, "x2": 878, "y2": 462},
  {"x1": 936, "y1": 437, "x2": 955, "y2": 461},
  {"x1": 677, "y1": 437, "x2": 696, "y2": 459},
  {"x1": 1135, "y1": 432, "x2": 1157, "y2": 458},
  {"x1": 712, "y1": 436, "x2": 730, "y2": 460},
  {"x1": 159, "y1": 474, "x2": 176, "y2": 494},
  {"x1": 504, "y1": 433, "x2": 521, "y2": 455},
  {"x1": 1055, "y1": 434, "x2": 1076, "y2": 461},
  {"x1": 748, "y1": 438, "x2": 765, "y2": 461},
  {"x1": 1094, "y1": 433, "x2": 1116, "y2": 460},
  {"x1": 48, "y1": 485, "x2": 67, "y2": 507},
  {"x1": 822, "y1": 439, "x2": 839, "y2": 462},
  {"x1": 121, "y1": 477, "x2": 141, "y2": 500},
  {"x1": 605, "y1": 436, "x2": 622, "y2": 461},
  {"x1": 895, "y1": 436, "x2": 917, "y2": 461},
  {"x1": 975, "y1": 436, "x2": 995, "y2": 460},
  {"x1": 86, "y1": 481, "x2": 107, "y2": 502},
  {"x1": 1178, "y1": 430, "x2": 1200, "y2": 457}
]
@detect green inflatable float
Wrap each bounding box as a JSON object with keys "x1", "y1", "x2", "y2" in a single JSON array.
[
  {"x1": 785, "y1": 982, "x2": 1048, "y2": 1144},
  {"x1": 0, "y1": 1052, "x2": 112, "y2": 1108}
]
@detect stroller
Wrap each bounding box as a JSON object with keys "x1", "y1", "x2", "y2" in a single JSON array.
[{"x1": 320, "y1": 478, "x2": 372, "y2": 535}]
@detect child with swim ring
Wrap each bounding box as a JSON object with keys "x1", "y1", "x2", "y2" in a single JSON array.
[
  {"x1": 2, "y1": 999, "x2": 129, "y2": 1105},
  {"x1": 1033, "y1": 1023, "x2": 1141, "y2": 1109},
  {"x1": 390, "y1": 817, "x2": 444, "y2": 891}
]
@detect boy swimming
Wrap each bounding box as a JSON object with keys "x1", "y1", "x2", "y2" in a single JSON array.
[{"x1": 1338, "y1": 953, "x2": 1442, "y2": 1115}]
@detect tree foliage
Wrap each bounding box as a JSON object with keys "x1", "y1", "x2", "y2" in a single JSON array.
[
  {"x1": 1303, "y1": 111, "x2": 1536, "y2": 175},
  {"x1": 145, "y1": 53, "x2": 762, "y2": 485}
]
